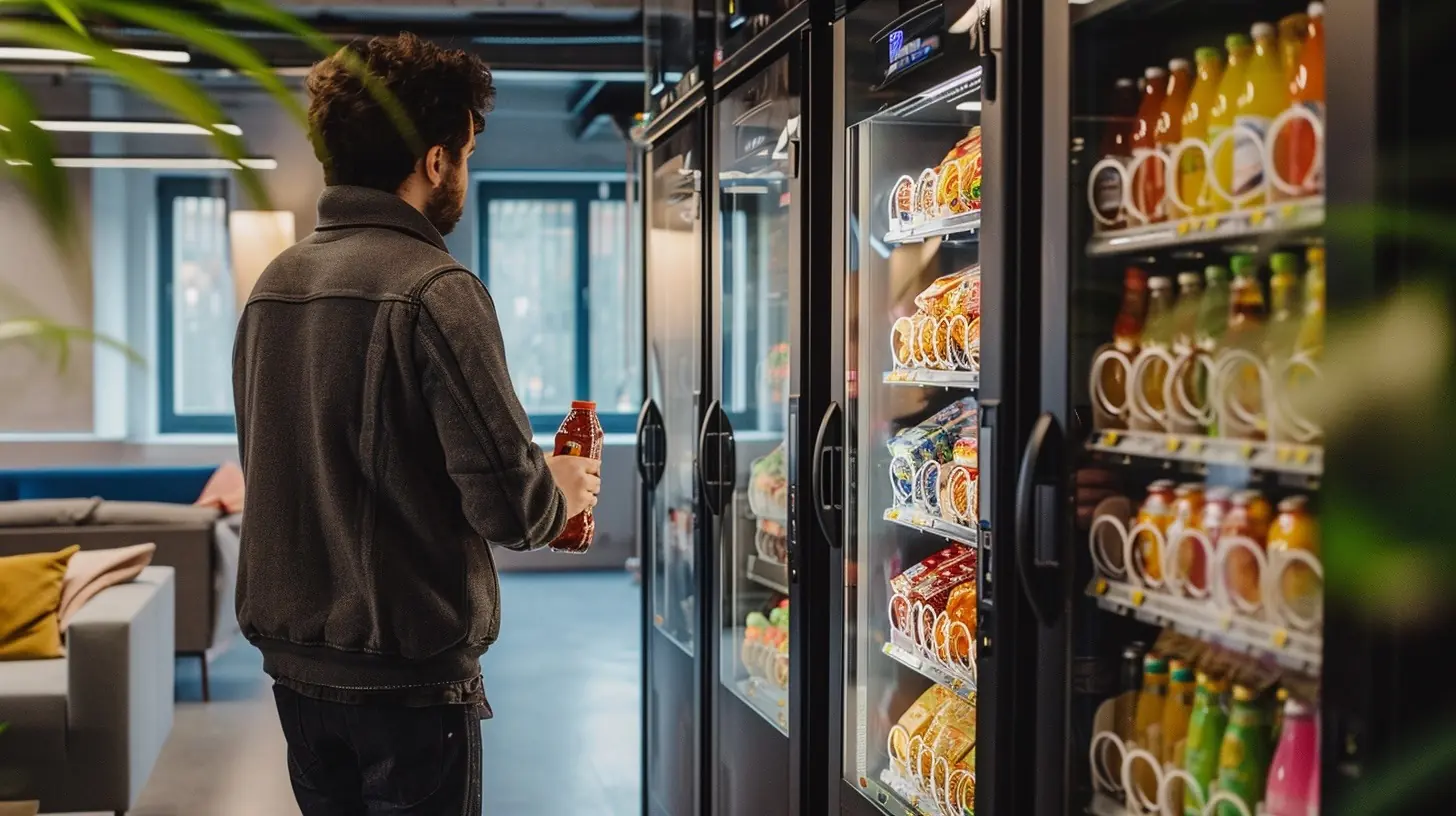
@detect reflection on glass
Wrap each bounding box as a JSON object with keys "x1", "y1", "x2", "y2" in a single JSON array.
[
  {"x1": 171, "y1": 194, "x2": 236, "y2": 416},
  {"x1": 648, "y1": 129, "x2": 702, "y2": 655},
  {"x1": 717, "y1": 56, "x2": 797, "y2": 736},
  {"x1": 487, "y1": 199, "x2": 578, "y2": 416},
  {"x1": 588, "y1": 199, "x2": 643, "y2": 413}
]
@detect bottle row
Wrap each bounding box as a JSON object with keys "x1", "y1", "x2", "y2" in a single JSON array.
[
  {"x1": 1092, "y1": 248, "x2": 1324, "y2": 444},
  {"x1": 1092, "y1": 640, "x2": 1318, "y2": 816},
  {"x1": 1090, "y1": 4, "x2": 1326, "y2": 230}
]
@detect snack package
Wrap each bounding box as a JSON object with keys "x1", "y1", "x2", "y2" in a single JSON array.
[
  {"x1": 919, "y1": 697, "x2": 978, "y2": 777},
  {"x1": 914, "y1": 168, "x2": 940, "y2": 218},
  {"x1": 934, "y1": 581, "x2": 979, "y2": 662},
  {"x1": 891, "y1": 684, "x2": 956, "y2": 760},
  {"x1": 887, "y1": 397, "x2": 978, "y2": 464},
  {"x1": 889, "y1": 544, "x2": 978, "y2": 631},
  {"x1": 890, "y1": 175, "x2": 916, "y2": 228},
  {"x1": 914, "y1": 267, "x2": 980, "y2": 318}
]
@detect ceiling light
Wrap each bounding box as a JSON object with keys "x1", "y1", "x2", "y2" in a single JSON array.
[
  {"x1": 30, "y1": 120, "x2": 241, "y2": 136},
  {"x1": 0, "y1": 46, "x2": 190, "y2": 64},
  {"x1": 956, "y1": 101, "x2": 982, "y2": 112},
  {"x1": 4, "y1": 156, "x2": 275, "y2": 170}
]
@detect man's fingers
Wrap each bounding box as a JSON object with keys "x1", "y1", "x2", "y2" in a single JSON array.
[
  {"x1": 585, "y1": 474, "x2": 602, "y2": 494},
  {"x1": 583, "y1": 458, "x2": 603, "y2": 475}
]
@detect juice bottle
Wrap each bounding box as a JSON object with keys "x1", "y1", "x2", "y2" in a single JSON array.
[
  {"x1": 1225, "y1": 255, "x2": 1268, "y2": 438},
  {"x1": 1295, "y1": 246, "x2": 1326, "y2": 358},
  {"x1": 1163, "y1": 660, "x2": 1198, "y2": 766},
  {"x1": 1095, "y1": 77, "x2": 1142, "y2": 229},
  {"x1": 1208, "y1": 33, "x2": 1253, "y2": 212},
  {"x1": 1221, "y1": 490, "x2": 1274, "y2": 605},
  {"x1": 1266, "y1": 494, "x2": 1321, "y2": 615},
  {"x1": 1266, "y1": 251, "x2": 1301, "y2": 361},
  {"x1": 1134, "y1": 480, "x2": 1176, "y2": 583},
  {"x1": 1201, "y1": 486, "x2": 1233, "y2": 546},
  {"x1": 1115, "y1": 643, "x2": 1147, "y2": 743},
  {"x1": 1172, "y1": 271, "x2": 1204, "y2": 352},
  {"x1": 1184, "y1": 672, "x2": 1230, "y2": 816},
  {"x1": 549, "y1": 400, "x2": 605, "y2": 553},
  {"x1": 1179, "y1": 48, "x2": 1225, "y2": 215},
  {"x1": 1170, "y1": 482, "x2": 1207, "y2": 593},
  {"x1": 1196, "y1": 265, "x2": 1231, "y2": 352},
  {"x1": 1114, "y1": 266, "x2": 1151, "y2": 353},
  {"x1": 1280, "y1": 3, "x2": 1326, "y2": 197},
  {"x1": 1277, "y1": 12, "x2": 1310, "y2": 90},
  {"x1": 1133, "y1": 654, "x2": 1171, "y2": 799},
  {"x1": 1136, "y1": 277, "x2": 1176, "y2": 428},
  {"x1": 1231, "y1": 23, "x2": 1289, "y2": 209},
  {"x1": 1216, "y1": 685, "x2": 1274, "y2": 816},
  {"x1": 1131, "y1": 66, "x2": 1169, "y2": 223},
  {"x1": 1153, "y1": 59, "x2": 1193, "y2": 220}
]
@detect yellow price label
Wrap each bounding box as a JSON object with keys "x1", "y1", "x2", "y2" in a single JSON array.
[
  {"x1": 1204, "y1": 217, "x2": 1220, "y2": 231},
  {"x1": 1103, "y1": 431, "x2": 1121, "y2": 446},
  {"x1": 1277, "y1": 447, "x2": 1293, "y2": 463},
  {"x1": 1250, "y1": 210, "x2": 1267, "y2": 227},
  {"x1": 1280, "y1": 204, "x2": 1297, "y2": 220},
  {"x1": 1177, "y1": 221, "x2": 1192, "y2": 236},
  {"x1": 1131, "y1": 590, "x2": 1146, "y2": 607},
  {"x1": 1166, "y1": 437, "x2": 1182, "y2": 452},
  {"x1": 1272, "y1": 628, "x2": 1291, "y2": 647},
  {"x1": 1219, "y1": 614, "x2": 1234, "y2": 630},
  {"x1": 1241, "y1": 443, "x2": 1256, "y2": 459},
  {"x1": 1095, "y1": 578, "x2": 1109, "y2": 596},
  {"x1": 1296, "y1": 448, "x2": 1313, "y2": 464}
]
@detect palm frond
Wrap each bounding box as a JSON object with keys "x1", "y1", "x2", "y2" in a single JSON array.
[
  {"x1": 0, "y1": 72, "x2": 72, "y2": 248},
  {"x1": 0, "y1": 318, "x2": 143, "y2": 371}
]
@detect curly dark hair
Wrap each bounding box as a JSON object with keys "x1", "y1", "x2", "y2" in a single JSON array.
[{"x1": 306, "y1": 33, "x2": 495, "y2": 191}]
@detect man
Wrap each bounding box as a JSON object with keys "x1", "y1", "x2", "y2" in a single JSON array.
[{"x1": 232, "y1": 33, "x2": 600, "y2": 814}]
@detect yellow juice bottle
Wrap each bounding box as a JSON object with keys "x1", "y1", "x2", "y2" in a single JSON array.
[
  {"x1": 1179, "y1": 46, "x2": 1225, "y2": 214},
  {"x1": 1231, "y1": 22, "x2": 1289, "y2": 209},
  {"x1": 1208, "y1": 33, "x2": 1252, "y2": 212}
]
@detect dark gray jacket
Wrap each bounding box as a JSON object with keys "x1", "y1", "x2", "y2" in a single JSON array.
[{"x1": 232, "y1": 185, "x2": 566, "y2": 690}]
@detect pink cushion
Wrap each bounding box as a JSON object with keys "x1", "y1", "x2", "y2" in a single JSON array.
[
  {"x1": 59, "y1": 543, "x2": 156, "y2": 631},
  {"x1": 195, "y1": 461, "x2": 245, "y2": 514}
]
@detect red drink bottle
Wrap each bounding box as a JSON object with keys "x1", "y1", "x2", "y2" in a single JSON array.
[{"x1": 550, "y1": 401, "x2": 604, "y2": 553}]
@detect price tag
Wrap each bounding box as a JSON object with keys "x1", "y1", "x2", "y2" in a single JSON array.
[
  {"x1": 1177, "y1": 221, "x2": 1192, "y2": 236},
  {"x1": 1189, "y1": 438, "x2": 1205, "y2": 454},
  {"x1": 1102, "y1": 431, "x2": 1122, "y2": 446},
  {"x1": 1131, "y1": 590, "x2": 1146, "y2": 607},
  {"x1": 1240, "y1": 443, "x2": 1256, "y2": 460},
  {"x1": 1165, "y1": 436, "x2": 1182, "y2": 453},
  {"x1": 1296, "y1": 448, "x2": 1313, "y2": 465},
  {"x1": 1272, "y1": 628, "x2": 1290, "y2": 648},
  {"x1": 1218, "y1": 613, "x2": 1234, "y2": 631},
  {"x1": 1277, "y1": 446, "x2": 1293, "y2": 463},
  {"x1": 1095, "y1": 578, "x2": 1109, "y2": 596},
  {"x1": 1204, "y1": 217, "x2": 1221, "y2": 231},
  {"x1": 1250, "y1": 210, "x2": 1267, "y2": 227},
  {"x1": 1280, "y1": 204, "x2": 1297, "y2": 220}
]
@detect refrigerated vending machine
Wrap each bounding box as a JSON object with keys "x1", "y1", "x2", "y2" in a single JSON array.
[
  {"x1": 827, "y1": 1, "x2": 1042, "y2": 814},
  {"x1": 1025, "y1": 0, "x2": 1456, "y2": 814}
]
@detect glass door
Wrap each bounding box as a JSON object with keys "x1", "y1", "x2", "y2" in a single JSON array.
[
  {"x1": 838, "y1": 2, "x2": 994, "y2": 814},
  {"x1": 707, "y1": 51, "x2": 799, "y2": 815},
  {"x1": 643, "y1": 115, "x2": 705, "y2": 816},
  {"x1": 1028, "y1": 0, "x2": 1344, "y2": 814}
]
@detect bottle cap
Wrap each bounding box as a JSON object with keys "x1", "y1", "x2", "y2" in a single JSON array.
[
  {"x1": 1168, "y1": 58, "x2": 1192, "y2": 73},
  {"x1": 1205, "y1": 486, "x2": 1232, "y2": 500},
  {"x1": 1115, "y1": 77, "x2": 1137, "y2": 89},
  {"x1": 1251, "y1": 22, "x2": 1276, "y2": 39},
  {"x1": 1232, "y1": 684, "x2": 1258, "y2": 702},
  {"x1": 1198, "y1": 672, "x2": 1229, "y2": 692},
  {"x1": 1308, "y1": 1, "x2": 1324, "y2": 17},
  {"x1": 1276, "y1": 686, "x2": 1290, "y2": 702},
  {"x1": 1144, "y1": 655, "x2": 1169, "y2": 674},
  {"x1": 1306, "y1": 246, "x2": 1325, "y2": 266},
  {"x1": 1229, "y1": 254, "x2": 1257, "y2": 275},
  {"x1": 570, "y1": 400, "x2": 597, "y2": 410},
  {"x1": 1277, "y1": 495, "x2": 1309, "y2": 513},
  {"x1": 1172, "y1": 664, "x2": 1196, "y2": 683},
  {"x1": 1148, "y1": 276, "x2": 1172, "y2": 290},
  {"x1": 1145, "y1": 66, "x2": 1168, "y2": 80},
  {"x1": 1195, "y1": 46, "x2": 1223, "y2": 64},
  {"x1": 1174, "y1": 482, "x2": 1203, "y2": 496},
  {"x1": 1270, "y1": 251, "x2": 1300, "y2": 275},
  {"x1": 1226, "y1": 32, "x2": 1253, "y2": 51},
  {"x1": 1177, "y1": 271, "x2": 1203, "y2": 287},
  {"x1": 1204, "y1": 264, "x2": 1229, "y2": 281},
  {"x1": 1149, "y1": 478, "x2": 1176, "y2": 490}
]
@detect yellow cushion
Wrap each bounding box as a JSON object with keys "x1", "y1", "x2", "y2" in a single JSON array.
[{"x1": 0, "y1": 545, "x2": 80, "y2": 660}]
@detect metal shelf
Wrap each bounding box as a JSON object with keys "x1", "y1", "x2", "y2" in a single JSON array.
[
  {"x1": 863, "y1": 770, "x2": 945, "y2": 816},
  {"x1": 1085, "y1": 196, "x2": 1324, "y2": 257},
  {"x1": 885, "y1": 211, "x2": 982, "y2": 245},
  {"x1": 1087, "y1": 428, "x2": 1322, "y2": 480},
  {"x1": 746, "y1": 554, "x2": 790, "y2": 594},
  {"x1": 883, "y1": 369, "x2": 980, "y2": 390},
  {"x1": 1088, "y1": 577, "x2": 1321, "y2": 674},
  {"x1": 884, "y1": 506, "x2": 979, "y2": 547},
  {"x1": 882, "y1": 637, "x2": 976, "y2": 702}
]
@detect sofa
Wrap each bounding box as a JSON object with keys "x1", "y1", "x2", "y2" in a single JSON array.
[
  {"x1": 0, "y1": 499, "x2": 239, "y2": 700},
  {"x1": 0, "y1": 566, "x2": 176, "y2": 815}
]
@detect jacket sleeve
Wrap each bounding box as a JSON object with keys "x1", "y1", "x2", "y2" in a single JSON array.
[{"x1": 414, "y1": 268, "x2": 567, "y2": 550}]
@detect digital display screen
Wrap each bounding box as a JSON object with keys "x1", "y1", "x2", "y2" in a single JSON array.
[
  {"x1": 875, "y1": 5, "x2": 946, "y2": 86},
  {"x1": 886, "y1": 33, "x2": 940, "y2": 80}
]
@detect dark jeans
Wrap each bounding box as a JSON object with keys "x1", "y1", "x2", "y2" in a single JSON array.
[{"x1": 272, "y1": 684, "x2": 482, "y2": 815}]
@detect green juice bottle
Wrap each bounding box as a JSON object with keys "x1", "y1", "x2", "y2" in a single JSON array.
[
  {"x1": 1215, "y1": 684, "x2": 1273, "y2": 816},
  {"x1": 1183, "y1": 672, "x2": 1230, "y2": 816}
]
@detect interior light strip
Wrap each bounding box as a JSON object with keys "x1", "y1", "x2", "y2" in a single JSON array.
[
  {"x1": 4, "y1": 157, "x2": 276, "y2": 170},
  {"x1": 28, "y1": 120, "x2": 241, "y2": 136},
  {"x1": 0, "y1": 47, "x2": 191, "y2": 64}
]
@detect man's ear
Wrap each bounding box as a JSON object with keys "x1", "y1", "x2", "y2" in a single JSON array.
[{"x1": 424, "y1": 145, "x2": 448, "y2": 186}]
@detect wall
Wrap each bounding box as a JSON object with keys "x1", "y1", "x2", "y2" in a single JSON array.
[{"x1": 0, "y1": 73, "x2": 640, "y2": 570}]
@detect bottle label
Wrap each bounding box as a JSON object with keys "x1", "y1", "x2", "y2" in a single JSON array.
[
  {"x1": 1231, "y1": 115, "x2": 1272, "y2": 198},
  {"x1": 1089, "y1": 157, "x2": 1129, "y2": 227},
  {"x1": 557, "y1": 439, "x2": 583, "y2": 457}
]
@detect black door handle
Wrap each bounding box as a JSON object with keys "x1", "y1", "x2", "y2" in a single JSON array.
[
  {"x1": 1015, "y1": 412, "x2": 1063, "y2": 627},
  {"x1": 811, "y1": 401, "x2": 843, "y2": 547},
  {"x1": 696, "y1": 401, "x2": 736, "y2": 517},
  {"x1": 635, "y1": 399, "x2": 666, "y2": 490}
]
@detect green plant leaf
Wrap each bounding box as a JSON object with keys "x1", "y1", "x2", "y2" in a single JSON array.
[
  {"x1": 40, "y1": 0, "x2": 88, "y2": 37},
  {"x1": 212, "y1": 0, "x2": 422, "y2": 156},
  {"x1": 0, "y1": 19, "x2": 269, "y2": 209},
  {"x1": 0, "y1": 72, "x2": 73, "y2": 250},
  {"x1": 0, "y1": 318, "x2": 144, "y2": 370},
  {"x1": 74, "y1": 0, "x2": 308, "y2": 134}
]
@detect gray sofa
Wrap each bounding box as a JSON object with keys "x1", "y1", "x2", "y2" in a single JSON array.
[
  {"x1": 0, "y1": 566, "x2": 176, "y2": 815},
  {"x1": 0, "y1": 499, "x2": 239, "y2": 700}
]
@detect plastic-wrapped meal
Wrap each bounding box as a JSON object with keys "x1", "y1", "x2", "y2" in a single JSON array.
[
  {"x1": 933, "y1": 581, "x2": 978, "y2": 662},
  {"x1": 914, "y1": 168, "x2": 939, "y2": 217},
  {"x1": 890, "y1": 174, "x2": 916, "y2": 227},
  {"x1": 888, "y1": 543, "x2": 977, "y2": 632},
  {"x1": 891, "y1": 684, "x2": 956, "y2": 761}
]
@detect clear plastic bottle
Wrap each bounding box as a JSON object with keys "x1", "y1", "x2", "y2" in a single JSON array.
[{"x1": 549, "y1": 400, "x2": 604, "y2": 553}]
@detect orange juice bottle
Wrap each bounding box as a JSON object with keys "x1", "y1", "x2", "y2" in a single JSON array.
[
  {"x1": 1295, "y1": 246, "x2": 1326, "y2": 358},
  {"x1": 1280, "y1": 2, "x2": 1326, "y2": 197},
  {"x1": 1208, "y1": 33, "x2": 1253, "y2": 212},
  {"x1": 1154, "y1": 59, "x2": 1193, "y2": 220},
  {"x1": 1130, "y1": 66, "x2": 1168, "y2": 223},
  {"x1": 1277, "y1": 12, "x2": 1310, "y2": 89},
  {"x1": 1179, "y1": 47, "x2": 1224, "y2": 215},
  {"x1": 1231, "y1": 22, "x2": 1288, "y2": 210}
]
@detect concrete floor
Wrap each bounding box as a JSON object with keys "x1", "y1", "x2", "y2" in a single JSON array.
[{"x1": 55, "y1": 571, "x2": 641, "y2": 816}]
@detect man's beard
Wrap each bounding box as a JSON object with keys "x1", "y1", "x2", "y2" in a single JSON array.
[{"x1": 423, "y1": 164, "x2": 465, "y2": 236}]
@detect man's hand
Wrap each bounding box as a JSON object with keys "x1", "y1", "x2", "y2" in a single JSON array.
[
  {"x1": 546, "y1": 454, "x2": 602, "y2": 518},
  {"x1": 1075, "y1": 466, "x2": 1121, "y2": 530}
]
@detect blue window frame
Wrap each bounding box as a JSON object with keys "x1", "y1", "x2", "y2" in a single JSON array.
[
  {"x1": 156, "y1": 176, "x2": 237, "y2": 434},
  {"x1": 477, "y1": 179, "x2": 639, "y2": 434}
]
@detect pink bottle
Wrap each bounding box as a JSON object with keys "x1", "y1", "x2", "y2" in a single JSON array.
[{"x1": 1265, "y1": 698, "x2": 1319, "y2": 815}]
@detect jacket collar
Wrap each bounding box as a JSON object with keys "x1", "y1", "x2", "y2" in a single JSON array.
[{"x1": 314, "y1": 185, "x2": 449, "y2": 252}]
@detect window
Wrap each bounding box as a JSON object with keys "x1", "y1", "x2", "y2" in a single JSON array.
[
  {"x1": 478, "y1": 180, "x2": 640, "y2": 434},
  {"x1": 157, "y1": 177, "x2": 236, "y2": 434}
]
